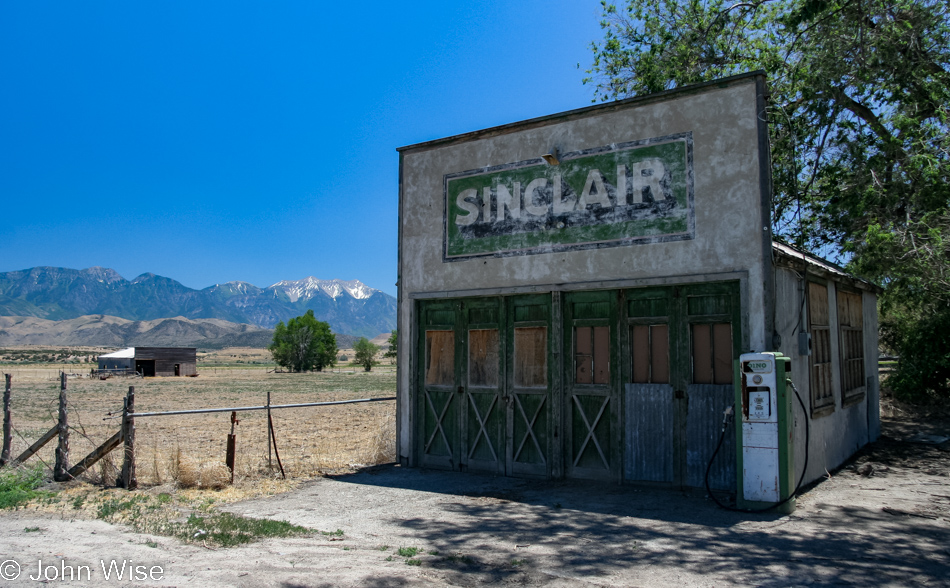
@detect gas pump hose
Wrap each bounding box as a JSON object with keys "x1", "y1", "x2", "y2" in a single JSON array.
[{"x1": 704, "y1": 379, "x2": 810, "y2": 513}]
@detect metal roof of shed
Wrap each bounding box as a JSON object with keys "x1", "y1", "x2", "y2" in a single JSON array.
[
  {"x1": 99, "y1": 347, "x2": 135, "y2": 359},
  {"x1": 772, "y1": 240, "x2": 881, "y2": 293}
]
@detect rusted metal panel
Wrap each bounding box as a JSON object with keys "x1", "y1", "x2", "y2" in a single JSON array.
[
  {"x1": 624, "y1": 383, "x2": 674, "y2": 483},
  {"x1": 686, "y1": 384, "x2": 736, "y2": 490}
]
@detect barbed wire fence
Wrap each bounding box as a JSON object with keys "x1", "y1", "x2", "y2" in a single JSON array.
[{"x1": 0, "y1": 370, "x2": 397, "y2": 489}]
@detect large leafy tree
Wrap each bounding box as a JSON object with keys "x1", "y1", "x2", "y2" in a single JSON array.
[
  {"x1": 269, "y1": 310, "x2": 337, "y2": 372},
  {"x1": 353, "y1": 337, "x2": 380, "y2": 372},
  {"x1": 586, "y1": 0, "x2": 950, "y2": 400}
]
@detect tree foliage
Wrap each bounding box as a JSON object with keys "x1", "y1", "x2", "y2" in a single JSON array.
[
  {"x1": 586, "y1": 0, "x2": 950, "y2": 400},
  {"x1": 384, "y1": 330, "x2": 397, "y2": 362},
  {"x1": 353, "y1": 337, "x2": 379, "y2": 372},
  {"x1": 268, "y1": 310, "x2": 337, "y2": 372}
]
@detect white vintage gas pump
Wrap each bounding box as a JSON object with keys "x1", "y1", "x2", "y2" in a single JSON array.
[{"x1": 736, "y1": 352, "x2": 795, "y2": 513}]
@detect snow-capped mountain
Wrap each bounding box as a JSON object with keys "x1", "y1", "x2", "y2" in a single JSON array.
[
  {"x1": 0, "y1": 267, "x2": 395, "y2": 338},
  {"x1": 270, "y1": 278, "x2": 376, "y2": 302}
]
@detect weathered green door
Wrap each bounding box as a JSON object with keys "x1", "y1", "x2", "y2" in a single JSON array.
[
  {"x1": 418, "y1": 300, "x2": 461, "y2": 470},
  {"x1": 417, "y1": 296, "x2": 555, "y2": 476},
  {"x1": 623, "y1": 287, "x2": 676, "y2": 484},
  {"x1": 621, "y1": 282, "x2": 741, "y2": 489},
  {"x1": 416, "y1": 297, "x2": 507, "y2": 474},
  {"x1": 563, "y1": 290, "x2": 621, "y2": 480},
  {"x1": 460, "y1": 298, "x2": 506, "y2": 474},
  {"x1": 506, "y1": 294, "x2": 553, "y2": 477},
  {"x1": 682, "y1": 282, "x2": 740, "y2": 491}
]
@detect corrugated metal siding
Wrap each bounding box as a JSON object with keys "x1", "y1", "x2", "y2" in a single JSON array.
[
  {"x1": 624, "y1": 383, "x2": 674, "y2": 482},
  {"x1": 686, "y1": 384, "x2": 735, "y2": 490}
]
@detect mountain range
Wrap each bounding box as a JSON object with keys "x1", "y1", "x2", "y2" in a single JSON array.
[
  {"x1": 0, "y1": 266, "x2": 396, "y2": 339},
  {"x1": 0, "y1": 315, "x2": 275, "y2": 349}
]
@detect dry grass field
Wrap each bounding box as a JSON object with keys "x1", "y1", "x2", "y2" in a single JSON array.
[{"x1": 1, "y1": 364, "x2": 396, "y2": 488}]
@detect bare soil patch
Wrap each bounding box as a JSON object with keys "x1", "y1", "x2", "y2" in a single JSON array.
[{"x1": 0, "y1": 404, "x2": 947, "y2": 587}]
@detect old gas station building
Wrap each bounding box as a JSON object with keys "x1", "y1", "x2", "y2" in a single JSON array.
[{"x1": 395, "y1": 73, "x2": 880, "y2": 494}]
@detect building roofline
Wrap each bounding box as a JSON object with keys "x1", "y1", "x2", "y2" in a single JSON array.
[{"x1": 772, "y1": 239, "x2": 883, "y2": 294}]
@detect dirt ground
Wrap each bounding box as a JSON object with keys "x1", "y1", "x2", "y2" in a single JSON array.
[{"x1": 1, "y1": 410, "x2": 948, "y2": 587}]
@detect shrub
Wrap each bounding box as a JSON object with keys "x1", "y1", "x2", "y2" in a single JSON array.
[{"x1": 0, "y1": 465, "x2": 48, "y2": 509}]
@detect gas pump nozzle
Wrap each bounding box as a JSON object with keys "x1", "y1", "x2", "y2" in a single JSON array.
[{"x1": 721, "y1": 405, "x2": 735, "y2": 433}]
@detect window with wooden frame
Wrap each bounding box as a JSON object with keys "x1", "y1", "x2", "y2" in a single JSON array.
[
  {"x1": 425, "y1": 330, "x2": 454, "y2": 387},
  {"x1": 630, "y1": 324, "x2": 670, "y2": 384},
  {"x1": 574, "y1": 326, "x2": 609, "y2": 385},
  {"x1": 690, "y1": 323, "x2": 733, "y2": 385},
  {"x1": 808, "y1": 282, "x2": 835, "y2": 415},
  {"x1": 837, "y1": 289, "x2": 866, "y2": 404}
]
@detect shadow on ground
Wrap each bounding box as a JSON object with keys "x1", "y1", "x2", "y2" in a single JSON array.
[{"x1": 311, "y1": 442, "x2": 950, "y2": 586}]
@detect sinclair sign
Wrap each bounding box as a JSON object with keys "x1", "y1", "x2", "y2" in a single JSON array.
[{"x1": 443, "y1": 133, "x2": 694, "y2": 260}]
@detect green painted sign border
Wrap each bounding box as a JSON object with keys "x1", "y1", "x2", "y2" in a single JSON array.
[{"x1": 442, "y1": 132, "x2": 695, "y2": 262}]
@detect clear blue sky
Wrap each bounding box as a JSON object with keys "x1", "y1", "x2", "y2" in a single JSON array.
[{"x1": 1, "y1": 1, "x2": 605, "y2": 297}]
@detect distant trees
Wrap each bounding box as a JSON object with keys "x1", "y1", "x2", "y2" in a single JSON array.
[
  {"x1": 353, "y1": 337, "x2": 380, "y2": 372},
  {"x1": 384, "y1": 330, "x2": 397, "y2": 363},
  {"x1": 268, "y1": 310, "x2": 337, "y2": 372}
]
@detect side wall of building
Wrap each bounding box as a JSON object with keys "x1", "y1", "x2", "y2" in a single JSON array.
[
  {"x1": 774, "y1": 265, "x2": 879, "y2": 485},
  {"x1": 134, "y1": 348, "x2": 197, "y2": 377}
]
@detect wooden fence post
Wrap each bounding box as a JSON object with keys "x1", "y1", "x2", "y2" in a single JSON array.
[
  {"x1": 1, "y1": 374, "x2": 12, "y2": 466},
  {"x1": 266, "y1": 389, "x2": 272, "y2": 469},
  {"x1": 119, "y1": 386, "x2": 136, "y2": 489},
  {"x1": 54, "y1": 372, "x2": 70, "y2": 481},
  {"x1": 226, "y1": 411, "x2": 237, "y2": 483}
]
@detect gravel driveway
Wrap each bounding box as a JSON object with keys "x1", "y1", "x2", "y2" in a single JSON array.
[{"x1": 1, "y1": 414, "x2": 948, "y2": 587}]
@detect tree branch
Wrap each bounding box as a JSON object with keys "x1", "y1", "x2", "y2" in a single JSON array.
[{"x1": 831, "y1": 88, "x2": 910, "y2": 162}]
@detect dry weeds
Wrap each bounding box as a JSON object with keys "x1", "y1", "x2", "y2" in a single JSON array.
[{"x1": 0, "y1": 365, "x2": 397, "y2": 487}]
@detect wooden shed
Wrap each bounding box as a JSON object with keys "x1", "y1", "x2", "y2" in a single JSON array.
[{"x1": 98, "y1": 347, "x2": 197, "y2": 377}]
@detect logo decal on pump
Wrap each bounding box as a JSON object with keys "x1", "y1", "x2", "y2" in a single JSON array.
[{"x1": 743, "y1": 360, "x2": 772, "y2": 374}]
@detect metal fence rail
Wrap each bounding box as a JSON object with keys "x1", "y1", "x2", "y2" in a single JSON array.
[{"x1": 103, "y1": 396, "x2": 396, "y2": 420}]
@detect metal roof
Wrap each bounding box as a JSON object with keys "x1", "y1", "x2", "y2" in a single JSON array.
[
  {"x1": 772, "y1": 240, "x2": 881, "y2": 292},
  {"x1": 99, "y1": 347, "x2": 135, "y2": 359}
]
